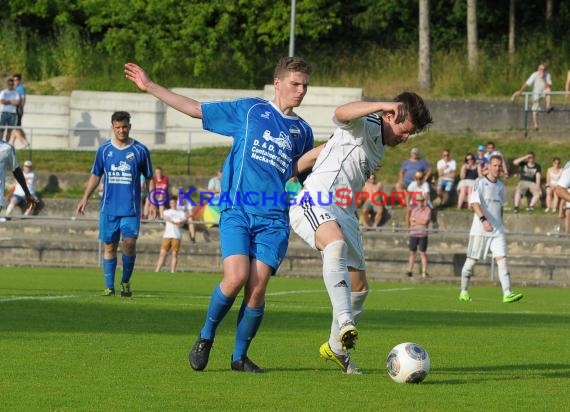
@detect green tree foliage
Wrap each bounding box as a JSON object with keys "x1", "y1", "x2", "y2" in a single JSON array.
[{"x1": 1, "y1": 0, "x2": 570, "y2": 91}]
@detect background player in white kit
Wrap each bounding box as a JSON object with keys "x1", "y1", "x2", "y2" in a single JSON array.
[
  {"x1": 290, "y1": 92, "x2": 432, "y2": 374},
  {"x1": 458, "y1": 155, "x2": 524, "y2": 304}
]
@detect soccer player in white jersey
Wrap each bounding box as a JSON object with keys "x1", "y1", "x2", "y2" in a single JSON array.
[
  {"x1": 125, "y1": 57, "x2": 315, "y2": 373},
  {"x1": 458, "y1": 155, "x2": 523, "y2": 304},
  {"x1": 290, "y1": 92, "x2": 433, "y2": 374}
]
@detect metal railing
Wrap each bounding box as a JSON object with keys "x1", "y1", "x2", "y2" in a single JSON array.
[
  {"x1": 520, "y1": 90, "x2": 570, "y2": 137},
  {"x1": 4, "y1": 125, "x2": 200, "y2": 174}
]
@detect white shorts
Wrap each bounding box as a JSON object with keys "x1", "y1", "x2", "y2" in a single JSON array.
[
  {"x1": 289, "y1": 202, "x2": 366, "y2": 270},
  {"x1": 466, "y1": 234, "x2": 507, "y2": 260}
]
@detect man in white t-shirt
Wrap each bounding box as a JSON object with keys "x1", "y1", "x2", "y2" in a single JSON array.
[
  {"x1": 407, "y1": 170, "x2": 432, "y2": 210},
  {"x1": 435, "y1": 149, "x2": 456, "y2": 208},
  {"x1": 458, "y1": 155, "x2": 523, "y2": 304},
  {"x1": 0, "y1": 78, "x2": 20, "y2": 141},
  {"x1": 290, "y1": 92, "x2": 432, "y2": 374},
  {"x1": 155, "y1": 197, "x2": 188, "y2": 273},
  {"x1": 0, "y1": 140, "x2": 36, "y2": 220},
  {"x1": 512, "y1": 63, "x2": 553, "y2": 132}
]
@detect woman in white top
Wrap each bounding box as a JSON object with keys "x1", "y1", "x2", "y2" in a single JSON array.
[{"x1": 544, "y1": 157, "x2": 562, "y2": 213}]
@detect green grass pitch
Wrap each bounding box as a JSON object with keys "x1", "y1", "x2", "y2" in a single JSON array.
[{"x1": 1, "y1": 267, "x2": 568, "y2": 411}]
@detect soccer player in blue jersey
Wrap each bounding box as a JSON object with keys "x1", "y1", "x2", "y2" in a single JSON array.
[
  {"x1": 76, "y1": 111, "x2": 155, "y2": 297},
  {"x1": 125, "y1": 57, "x2": 316, "y2": 372}
]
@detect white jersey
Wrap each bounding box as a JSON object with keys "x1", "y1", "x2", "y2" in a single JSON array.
[
  {"x1": 14, "y1": 171, "x2": 36, "y2": 197},
  {"x1": 556, "y1": 160, "x2": 570, "y2": 189},
  {"x1": 162, "y1": 208, "x2": 187, "y2": 239},
  {"x1": 468, "y1": 176, "x2": 504, "y2": 236},
  {"x1": 298, "y1": 114, "x2": 386, "y2": 216}
]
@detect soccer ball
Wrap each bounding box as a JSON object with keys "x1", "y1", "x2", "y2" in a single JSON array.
[{"x1": 386, "y1": 342, "x2": 430, "y2": 383}]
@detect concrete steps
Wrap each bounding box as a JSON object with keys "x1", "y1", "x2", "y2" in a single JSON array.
[{"x1": 1, "y1": 212, "x2": 568, "y2": 286}]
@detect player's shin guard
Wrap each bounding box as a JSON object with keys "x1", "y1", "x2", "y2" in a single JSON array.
[
  {"x1": 201, "y1": 284, "x2": 235, "y2": 340},
  {"x1": 461, "y1": 257, "x2": 476, "y2": 291},
  {"x1": 496, "y1": 258, "x2": 511, "y2": 295},
  {"x1": 103, "y1": 258, "x2": 117, "y2": 289},
  {"x1": 351, "y1": 290, "x2": 369, "y2": 325},
  {"x1": 121, "y1": 254, "x2": 136, "y2": 283},
  {"x1": 233, "y1": 303, "x2": 264, "y2": 361},
  {"x1": 322, "y1": 240, "x2": 352, "y2": 326}
]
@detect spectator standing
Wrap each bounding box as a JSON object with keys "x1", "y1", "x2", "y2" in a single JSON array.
[
  {"x1": 407, "y1": 171, "x2": 432, "y2": 211},
  {"x1": 0, "y1": 78, "x2": 20, "y2": 141},
  {"x1": 12, "y1": 74, "x2": 26, "y2": 127},
  {"x1": 512, "y1": 63, "x2": 553, "y2": 132},
  {"x1": 153, "y1": 167, "x2": 169, "y2": 218},
  {"x1": 76, "y1": 111, "x2": 155, "y2": 297},
  {"x1": 361, "y1": 173, "x2": 384, "y2": 229},
  {"x1": 458, "y1": 155, "x2": 523, "y2": 304},
  {"x1": 544, "y1": 157, "x2": 562, "y2": 213},
  {"x1": 435, "y1": 149, "x2": 456, "y2": 208},
  {"x1": 125, "y1": 57, "x2": 315, "y2": 373},
  {"x1": 7, "y1": 128, "x2": 29, "y2": 149},
  {"x1": 0, "y1": 140, "x2": 36, "y2": 218},
  {"x1": 456, "y1": 153, "x2": 480, "y2": 209},
  {"x1": 155, "y1": 197, "x2": 187, "y2": 273},
  {"x1": 5, "y1": 160, "x2": 36, "y2": 216},
  {"x1": 396, "y1": 147, "x2": 431, "y2": 192},
  {"x1": 406, "y1": 193, "x2": 431, "y2": 278},
  {"x1": 512, "y1": 152, "x2": 541, "y2": 213}
]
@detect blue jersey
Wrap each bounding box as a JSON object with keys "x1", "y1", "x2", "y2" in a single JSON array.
[
  {"x1": 202, "y1": 97, "x2": 313, "y2": 217},
  {"x1": 91, "y1": 139, "x2": 153, "y2": 217}
]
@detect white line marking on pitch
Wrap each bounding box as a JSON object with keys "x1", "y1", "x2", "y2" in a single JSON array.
[
  {"x1": 0, "y1": 294, "x2": 81, "y2": 302},
  {"x1": 266, "y1": 287, "x2": 412, "y2": 296}
]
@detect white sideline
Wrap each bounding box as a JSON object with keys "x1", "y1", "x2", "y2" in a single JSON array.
[
  {"x1": 266, "y1": 287, "x2": 412, "y2": 296},
  {"x1": 0, "y1": 294, "x2": 81, "y2": 302}
]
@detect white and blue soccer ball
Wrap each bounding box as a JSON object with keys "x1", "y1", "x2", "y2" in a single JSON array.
[{"x1": 386, "y1": 342, "x2": 430, "y2": 383}]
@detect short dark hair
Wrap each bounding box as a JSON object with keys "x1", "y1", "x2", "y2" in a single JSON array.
[
  {"x1": 394, "y1": 91, "x2": 433, "y2": 133},
  {"x1": 111, "y1": 111, "x2": 131, "y2": 123},
  {"x1": 12, "y1": 74, "x2": 21, "y2": 80},
  {"x1": 274, "y1": 57, "x2": 312, "y2": 79}
]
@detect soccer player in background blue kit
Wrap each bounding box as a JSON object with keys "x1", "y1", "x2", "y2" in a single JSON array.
[
  {"x1": 125, "y1": 58, "x2": 318, "y2": 372},
  {"x1": 76, "y1": 111, "x2": 155, "y2": 297}
]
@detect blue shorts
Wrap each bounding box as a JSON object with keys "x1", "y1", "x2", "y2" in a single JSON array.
[
  {"x1": 99, "y1": 214, "x2": 140, "y2": 243},
  {"x1": 437, "y1": 179, "x2": 455, "y2": 192},
  {"x1": 219, "y1": 208, "x2": 290, "y2": 272}
]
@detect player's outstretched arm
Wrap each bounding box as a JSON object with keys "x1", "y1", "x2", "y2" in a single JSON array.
[
  {"x1": 335, "y1": 101, "x2": 407, "y2": 124},
  {"x1": 124, "y1": 63, "x2": 203, "y2": 119}
]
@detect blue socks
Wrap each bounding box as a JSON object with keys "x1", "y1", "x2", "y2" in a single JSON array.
[
  {"x1": 232, "y1": 303, "x2": 264, "y2": 362},
  {"x1": 200, "y1": 284, "x2": 235, "y2": 340},
  {"x1": 103, "y1": 258, "x2": 117, "y2": 289},
  {"x1": 121, "y1": 254, "x2": 136, "y2": 283}
]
